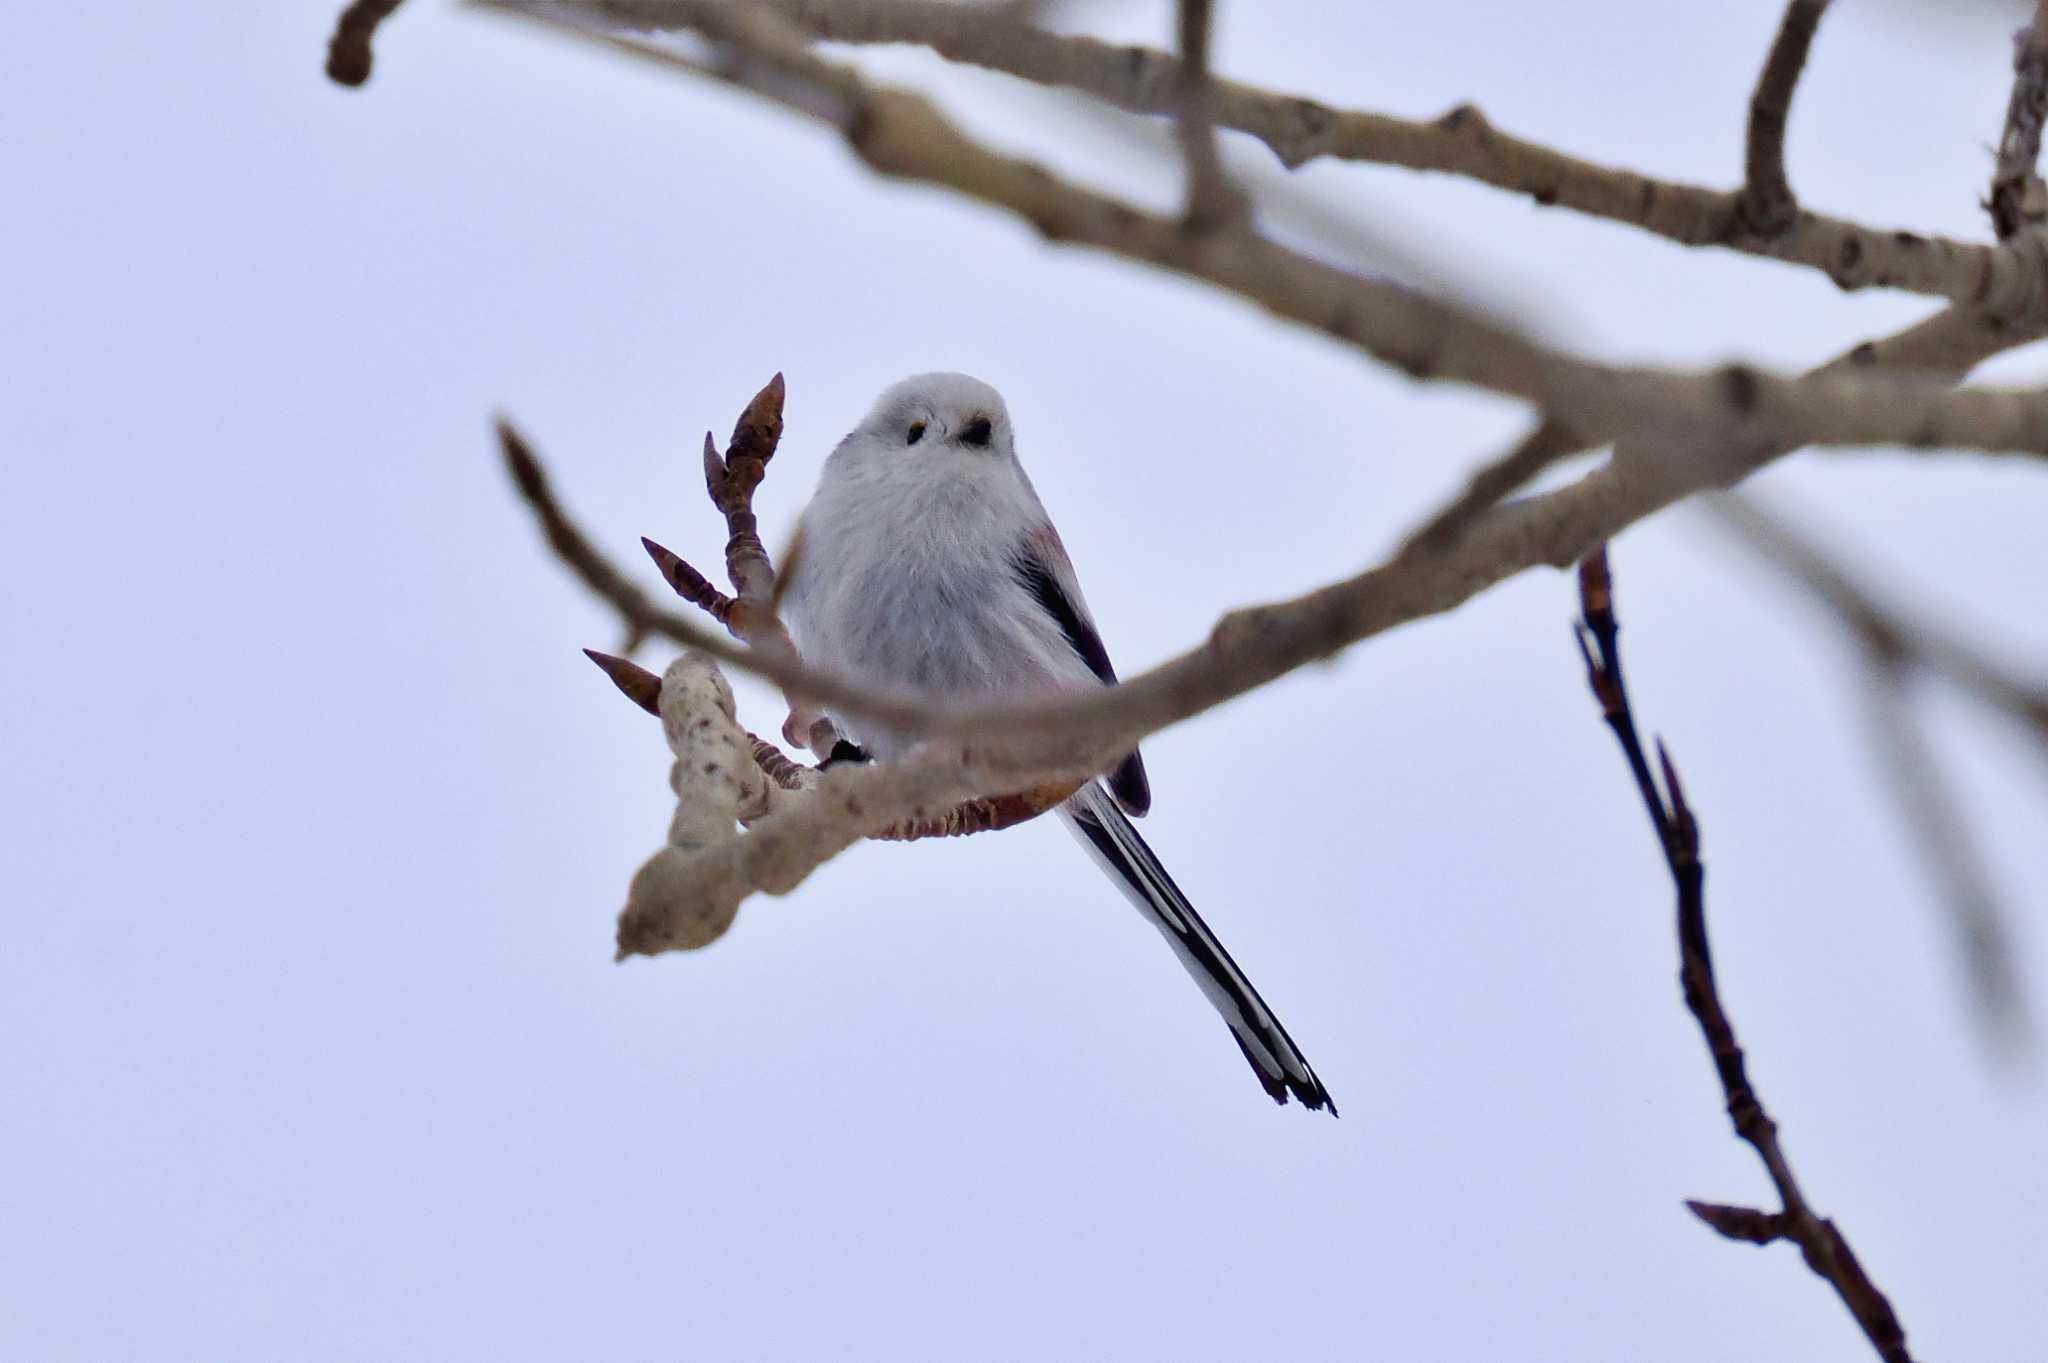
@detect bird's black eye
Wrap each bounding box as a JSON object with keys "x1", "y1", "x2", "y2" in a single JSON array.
[
  {"x1": 961, "y1": 416, "x2": 993, "y2": 448},
  {"x1": 906, "y1": 421, "x2": 926, "y2": 445}
]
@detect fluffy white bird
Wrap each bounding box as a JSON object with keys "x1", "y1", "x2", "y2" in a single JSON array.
[{"x1": 783, "y1": 373, "x2": 1333, "y2": 1114}]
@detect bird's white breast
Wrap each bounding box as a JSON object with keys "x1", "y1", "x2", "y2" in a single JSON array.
[{"x1": 787, "y1": 448, "x2": 1093, "y2": 755}]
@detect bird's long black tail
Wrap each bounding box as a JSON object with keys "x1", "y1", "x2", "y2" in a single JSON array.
[{"x1": 1062, "y1": 783, "x2": 1334, "y2": 1114}]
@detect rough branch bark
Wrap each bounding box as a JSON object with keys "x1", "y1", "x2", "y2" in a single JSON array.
[
  {"x1": 614, "y1": 648, "x2": 1101, "y2": 957},
  {"x1": 556, "y1": 0, "x2": 2048, "y2": 315},
  {"x1": 1574, "y1": 548, "x2": 1915, "y2": 1363}
]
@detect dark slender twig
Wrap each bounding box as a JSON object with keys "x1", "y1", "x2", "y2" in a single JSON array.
[
  {"x1": 1738, "y1": 0, "x2": 1831, "y2": 238},
  {"x1": 1990, "y1": 2, "x2": 2048, "y2": 241},
  {"x1": 326, "y1": 0, "x2": 410, "y2": 86},
  {"x1": 1574, "y1": 546, "x2": 1916, "y2": 1363},
  {"x1": 498, "y1": 418, "x2": 726, "y2": 656}
]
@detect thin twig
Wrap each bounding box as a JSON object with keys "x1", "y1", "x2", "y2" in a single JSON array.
[
  {"x1": 326, "y1": 0, "x2": 409, "y2": 86},
  {"x1": 1739, "y1": 0, "x2": 1832, "y2": 238},
  {"x1": 1173, "y1": 0, "x2": 1245, "y2": 231},
  {"x1": 1575, "y1": 547, "x2": 1915, "y2": 1363},
  {"x1": 1400, "y1": 418, "x2": 1583, "y2": 554},
  {"x1": 1990, "y1": 2, "x2": 2048, "y2": 241},
  {"x1": 498, "y1": 417, "x2": 730, "y2": 657}
]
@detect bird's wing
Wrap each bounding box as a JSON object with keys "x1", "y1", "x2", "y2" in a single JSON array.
[{"x1": 1012, "y1": 525, "x2": 1152, "y2": 817}]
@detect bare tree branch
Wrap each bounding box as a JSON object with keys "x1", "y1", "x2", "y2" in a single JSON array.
[
  {"x1": 506, "y1": 325, "x2": 2033, "y2": 946},
  {"x1": 1738, "y1": 0, "x2": 1832, "y2": 238},
  {"x1": 1574, "y1": 547, "x2": 1916, "y2": 1363},
  {"x1": 1400, "y1": 418, "x2": 1583, "y2": 555},
  {"x1": 498, "y1": 415, "x2": 725, "y2": 657},
  {"x1": 1990, "y1": 2, "x2": 2048, "y2": 241},
  {"x1": 615, "y1": 649, "x2": 1104, "y2": 958},
  {"x1": 325, "y1": 0, "x2": 410, "y2": 86},
  {"x1": 495, "y1": 292, "x2": 2025, "y2": 911},
  {"x1": 553, "y1": 0, "x2": 2048, "y2": 314}
]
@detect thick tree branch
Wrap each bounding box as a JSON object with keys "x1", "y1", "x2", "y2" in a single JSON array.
[
  {"x1": 615, "y1": 649, "x2": 1102, "y2": 957},
  {"x1": 544, "y1": 0, "x2": 2048, "y2": 314},
  {"x1": 1574, "y1": 548, "x2": 1915, "y2": 1363},
  {"x1": 475, "y1": 0, "x2": 2048, "y2": 470},
  {"x1": 469, "y1": 0, "x2": 2048, "y2": 471},
  {"x1": 503, "y1": 306, "x2": 2030, "y2": 908}
]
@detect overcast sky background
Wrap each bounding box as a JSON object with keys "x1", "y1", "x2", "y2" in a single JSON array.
[{"x1": 5, "y1": 2, "x2": 2046, "y2": 1360}]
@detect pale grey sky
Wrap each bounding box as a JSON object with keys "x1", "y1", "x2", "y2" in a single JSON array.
[{"x1": 4, "y1": 3, "x2": 2044, "y2": 1360}]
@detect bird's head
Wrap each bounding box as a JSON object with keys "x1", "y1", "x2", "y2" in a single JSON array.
[{"x1": 850, "y1": 371, "x2": 1015, "y2": 463}]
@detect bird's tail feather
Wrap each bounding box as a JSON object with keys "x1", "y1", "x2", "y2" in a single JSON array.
[{"x1": 1062, "y1": 783, "x2": 1335, "y2": 1114}]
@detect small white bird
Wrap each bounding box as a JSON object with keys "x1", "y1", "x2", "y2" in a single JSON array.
[{"x1": 784, "y1": 373, "x2": 1333, "y2": 1114}]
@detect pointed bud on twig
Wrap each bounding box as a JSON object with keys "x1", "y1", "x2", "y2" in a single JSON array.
[
  {"x1": 728, "y1": 372, "x2": 786, "y2": 470},
  {"x1": 583, "y1": 648, "x2": 662, "y2": 716},
  {"x1": 1685, "y1": 1200, "x2": 1787, "y2": 1245},
  {"x1": 702, "y1": 431, "x2": 725, "y2": 494},
  {"x1": 497, "y1": 417, "x2": 546, "y2": 502},
  {"x1": 1657, "y1": 738, "x2": 1698, "y2": 850},
  {"x1": 641, "y1": 536, "x2": 736, "y2": 623}
]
